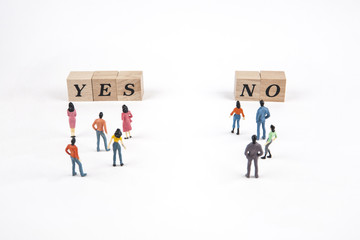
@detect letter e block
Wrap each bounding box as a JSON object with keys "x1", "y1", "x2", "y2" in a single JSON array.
[
  {"x1": 116, "y1": 71, "x2": 144, "y2": 101},
  {"x1": 234, "y1": 71, "x2": 261, "y2": 101},
  {"x1": 92, "y1": 71, "x2": 119, "y2": 101},
  {"x1": 67, "y1": 71, "x2": 94, "y2": 101},
  {"x1": 260, "y1": 71, "x2": 286, "y2": 102}
]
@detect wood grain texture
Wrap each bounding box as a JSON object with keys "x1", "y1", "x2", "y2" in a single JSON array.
[
  {"x1": 260, "y1": 71, "x2": 286, "y2": 102},
  {"x1": 92, "y1": 71, "x2": 119, "y2": 101},
  {"x1": 116, "y1": 71, "x2": 144, "y2": 101},
  {"x1": 234, "y1": 71, "x2": 261, "y2": 101},
  {"x1": 67, "y1": 71, "x2": 94, "y2": 101}
]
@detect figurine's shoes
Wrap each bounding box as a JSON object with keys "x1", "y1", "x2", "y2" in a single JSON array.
[
  {"x1": 262, "y1": 137, "x2": 266, "y2": 140},
  {"x1": 267, "y1": 155, "x2": 272, "y2": 158},
  {"x1": 261, "y1": 156, "x2": 266, "y2": 159},
  {"x1": 106, "y1": 149, "x2": 110, "y2": 151},
  {"x1": 97, "y1": 150, "x2": 100, "y2": 152},
  {"x1": 81, "y1": 173, "x2": 87, "y2": 177},
  {"x1": 120, "y1": 163, "x2": 124, "y2": 166},
  {"x1": 72, "y1": 172, "x2": 77, "y2": 176},
  {"x1": 113, "y1": 164, "x2": 116, "y2": 167},
  {"x1": 130, "y1": 136, "x2": 132, "y2": 138},
  {"x1": 255, "y1": 174, "x2": 259, "y2": 178},
  {"x1": 231, "y1": 129, "x2": 234, "y2": 133},
  {"x1": 125, "y1": 137, "x2": 129, "y2": 139},
  {"x1": 245, "y1": 174, "x2": 250, "y2": 178}
]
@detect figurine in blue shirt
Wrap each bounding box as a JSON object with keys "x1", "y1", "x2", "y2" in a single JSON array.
[{"x1": 256, "y1": 100, "x2": 270, "y2": 140}]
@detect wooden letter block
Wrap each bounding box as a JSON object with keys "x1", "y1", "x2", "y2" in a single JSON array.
[
  {"x1": 260, "y1": 71, "x2": 286, "y2": 102},
  {"x1": 116, "y1": 71, "x2": 144, "y2": 101},
  {"x1": 92, "y1": 71, "x2": 119, "y2": 101},
  {"x1": 67, "y1": 71, "x2": 94, "y2": 101},
  {"x1": 234, "y1": 71, "x2": 261, "y2": 101}
]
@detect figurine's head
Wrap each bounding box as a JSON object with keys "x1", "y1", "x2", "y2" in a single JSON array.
[
  {"x1": 252, "y1": 135, "x2": 257, "y2": 144},
  {"x1": 114, "y1": 128, "x2": 122, "y2": 138},
  {"x1": 68, "y1": 102, "x2": 75, "y2": 112},
  {"x1": 99, "y1": 112, "x2": 103, "y2": 119},
  {"x1": 122, "y1": 105, "x2": 128, "y2": 113},
  {"x1": 236, "y1": 101, "x2": 241, "y2": 109},
  {"x1": 71, "y1": 137, "x2": 76, "y2": 145},
  {"x1": 270, "y1": 125, "x2": 275, "y2": 132},
  {"x1": 260, "y1": 100, "x2": 264, "y2": 107}
]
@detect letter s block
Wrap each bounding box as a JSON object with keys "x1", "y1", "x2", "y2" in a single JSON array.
[
  {"x1": 92, "y1": 71, "x2": 119, "y2": 101},
  {"x1": 260, "y1": 71, "x2": 286, "y2": 102},
  {"x1": 234, "y1": 71, "x2": 261, "y2": 101},
  {"x1": 67, "y1": 71, "x2": 94, "y2": 101},
  {"x1": 116, "y1": 71, "x2": 144, "y2": 101}
]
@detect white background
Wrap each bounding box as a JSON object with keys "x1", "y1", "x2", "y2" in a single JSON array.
[{"x1": 1, "y1": 0, "x2": 359, "y2": 239}]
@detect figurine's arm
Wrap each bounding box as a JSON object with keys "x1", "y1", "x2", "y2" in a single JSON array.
[
  {"x1": 104, "y1": 121, "x2": 107, "y2": 134},
  {"x1": 229, "y1": 109, "x2": 235, "y2": 117},
  {"x1": 241, "y1": 108, "x2": 245, "y2": 119},
  {"x1": 258, "y1": 146, "x2": 264, "y2": 156},
  {"x1": 265, "y1": 109, "x2": 270, "y2": 119},
  {"x1": 108, "y1": 136, "x2": 113, "y2": 149},
  {"x1": 74, "y1": 109, "x2": 77, "y2": 117},
  {"x1": 129, "y1": 111, "x2": 133, "y2": 118},
  {"x1": 120, "y1": 139, "x2": 126, "y2": 150},
  {"x1": 65, "y1": 146, "x2": 71, "y2": 155},
  {"x1": 92, "y1": 120, "x2": 97, "y2": 131}
]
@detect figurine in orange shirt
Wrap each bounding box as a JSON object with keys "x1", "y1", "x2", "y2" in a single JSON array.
[
  {"x1": 92, "y1": 112, "x2": 110, "y2": 152},
  {"x1": 229, "y1": 101, "x2": 245, "y2": 135},
  {"x1": 65, "y1": 137, "x2": 87, "y2": 177}
]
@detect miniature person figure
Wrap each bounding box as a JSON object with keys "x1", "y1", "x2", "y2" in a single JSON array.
[
  {"x1": 108, "y1": 128, "x2": 126, "y2": 167},
  {"x1": 65, "y1": 137, "x2": 87, "y2": 177},
  {"x1": 121, "y1": 105, "x2": 133, "y2": 139},
  {"x1": 67, "y1": 102, "x2": 76, "y2": 137},
  {"x1": 256, "y1": 100, "x2": 270, "y2": 140},
  {"x1": 229, "y1": 101, "x2": 245, "y2": 135},
  {"x1": 92, "y1": 112, "x2": 110, "y2": 152},
  {"x1": 261, "y1": 125, "x2": 277, "y2": 159},
  {"x1": 244, "y1": 135, "x2": 263, "y2": 178}
]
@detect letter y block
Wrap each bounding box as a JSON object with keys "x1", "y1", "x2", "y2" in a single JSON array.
[{"x1": 67, "y1": 71, "x2": 94, "y2": 101}]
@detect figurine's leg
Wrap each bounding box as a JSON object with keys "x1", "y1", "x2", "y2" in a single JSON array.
[
  {"x1": 254, "y1": 159, "x2": 259, "y2": 178},
  {"x1": 118, "y1": 145, "x2": 123, "y2": 166},
  {"x1": 113, "y1": 143, "x2": 117, "y2": 166},
  {"x1": 261, "y1": 122, "x2": 266, "y2": 139},
  {"x1": 256, "y1": 123, "x2": 261, "y2": 140},
  {"x1": 71, "y1": 157, "x2": 76, "y2": 176},
  {"x1": 96, "y1": 131, "x2": 100, "y2": 151},
  {"x1": 232, "y1": 116, "x2": 236, "y2": 130},
  {"x1": 267, "y1": 150, "x2": 272, "y2": 158},
  {"x1": 75, "y1": 158, "x2": 86, "y2": 177},
  {"x1": 246, "y1": 159, "x2": 251, "y2": 177},
  {"x1": 100, "y1": 132, "x2": 109, "y2": 151},
  {"x1": 236, "y1": 117, "x2": 240, "y2": 135},
  {"x1": 129, "y1": 131, "x2": 132, "y2": 138},
  {"x1": 71, "y1": 128, "x2": 75, "y2": 137}
]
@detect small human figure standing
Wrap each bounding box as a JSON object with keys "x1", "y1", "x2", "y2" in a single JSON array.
[
  {"x1": 244, "y1": 135, "x2": 263, "y2": 178},
  {"x1": 256, "y1": 100, "x2": 270, "y2": 140},
  {"x1": 261, "y1": 125, "x2": 277, "y2": 159},
  {"x1": 229, "y1": 101, "x2": 245, "y2": 135},
  {"x1": 108, "y1": 128, "x2": 126, "y2": 167},
  {"x1": 67, "y1": 102, "x2": 76, "y2": 137},
  {"x1": 65, "y1": 137, "x2": 87, "y2": 177},
  {"x1": 121, "y1": 105, "x2": 133, "y2": 139},
  {"x1": 92, "y1": 112, "x2": 110, "y2": 152}
]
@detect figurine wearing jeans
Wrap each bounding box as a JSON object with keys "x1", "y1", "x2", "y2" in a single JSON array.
[
  {"x1": 108, "y1": 128, "x2": 126, "y2": 167},
  {"x1": 244, "y1": 135, "x2": 263, "y2": 178},
  {"x1": 65, "y1": 137, "x2": 87, "y2": 177},
  {"x1": 256, "y1": 100, "x2": 270, "y2": 140},
  {"x1": 262, "y1": 125, "x2": 277, "y2": 159},
  {"x1": 229, "y1": 101, "x2": 245, "y2": 135},
  {"x1": 92, "y1": 112, "x2": 110, "y2": 152}
]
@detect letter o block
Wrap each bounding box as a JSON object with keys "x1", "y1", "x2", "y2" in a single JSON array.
[
  {"x1": 92, "y1": 71, "x2": 119, "y2": 101},
  {"x1": 260, "y1": 71, "x2": 286, "y2": 102},
  {"x1": 116, "y1": 71, "x2": 144, "y2": 101},
  {"x1": 234, "y1": 71, "x2": 261, "y2": 101},
  {"x1": 67, "y1": 71, "x2": 94, "y2": 101}
]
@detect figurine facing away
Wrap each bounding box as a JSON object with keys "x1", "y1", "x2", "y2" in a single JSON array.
[
  {"x1": 65, "y1": 137, "x2": 87, "y2": 177},
  {"x1": 67, "y1": 102, "x2": 76, "y2": 137},
  {"x1": 244, "y1": 135, "x2": 263, "y2": 178},
  {"x1": 229, "y1": 101, "x2": 245, "y2": 135},
  {"x1": 92, "y1": 112, "x2": 110, "y2": 152},
  {"x1": 256, "y1": 100, "x2": 270, "y2": 140},
  {"x1": 261, "y1": 125, "x2": 277, "y2": 159},
  {"x1": 121, "y1": 105, "x2": 133, "y2": 139},
  {"x1": 108, "y1": 128, "x2": 126, "y2": 167}
]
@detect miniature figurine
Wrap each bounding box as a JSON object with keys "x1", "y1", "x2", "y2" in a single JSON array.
[
  {"x1": 108, "y1": 128, "x2": 126, "y2": 167},
  {"x1": 229, "y1": 101, "x2": 245, "y2": 135},
  {"x1": 261, "y1": 125, "x2": 277, "y2": 159},
  {"x1": 65, "y1": 137, "x2": 87, "y2": 177},
  {"x1": 92, "y1": 112, "x2": 110, "y2": 152},
  {"x1": 244, "y1": 135, "x2": 263, "y2": 178},
  {"x1": 256, "y1": 100, "x2": 270, "y2": 140},
  {"x1": 121, "y1": 105, "x2": 133, "y2": 139},
  {"x1": 67, "y1": 102, "x2": 76, "y2": 137}
]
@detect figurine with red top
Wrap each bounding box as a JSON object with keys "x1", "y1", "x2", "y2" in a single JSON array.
[
  {"x1": 65, "y1": 137, "x2": 87, "y2": 177},
  {"x1": 92, "y1": 112, "x2": 110, "y2": 152},
  {"x1": 122, "y1": 105, "x2": 133, "y2": 139},
  {"x1": 229, "y1": 101, "x2": 245, "y2": 135},
  {"x1": 67, "y1": 102, "x2": 76, "y2": 137}
]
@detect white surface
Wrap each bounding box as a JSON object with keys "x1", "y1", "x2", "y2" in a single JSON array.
[{"x1": 0, "y1": 0, "x2": 359, "y2": 239}]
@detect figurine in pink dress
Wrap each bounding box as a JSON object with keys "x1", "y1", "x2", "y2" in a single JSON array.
[
  {"x1": 67, "y1": 102, "x2": 77, "y2": 137},
  {"x1": 121, "y1": 105, "x2": 133, "y2": 139}
]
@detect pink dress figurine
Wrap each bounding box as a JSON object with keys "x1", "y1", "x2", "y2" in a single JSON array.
[
  {"x1": 121, "y1": 104, "x2": 133, "y2": 139},
  {"x1": 67, "y1": 102, "x2": 77, "y2": 137}
]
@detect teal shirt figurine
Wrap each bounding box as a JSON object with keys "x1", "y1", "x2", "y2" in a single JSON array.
[
  {"x1": 256, "y1": 100, "x2": 270, "y2": 140},
  {"x1": 261, "y1": 125, "x2": 277, "y2": 159}
]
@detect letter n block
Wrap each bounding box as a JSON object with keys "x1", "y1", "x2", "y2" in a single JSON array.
[
  {"x1": 260, "y1": 71, "x2": 286, "y2": 102},
  {"x1": 116, "y1": 71, "x2": 144, "y2": 101},
  {"x1": 234, "y1": 71, "x2": 261, "y2": 101},
  {"x1": 92, "y1": 71, "x2": 119, "y2": 101},
  {"x1": 67, "y1": 71, "x2": 94, "y2": 101}
]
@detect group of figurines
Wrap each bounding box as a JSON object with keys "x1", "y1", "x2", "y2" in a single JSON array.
[
  {"x1": 65, "y1": 102, "x2": 133, "y2": 177},
  {"x1": 230, "y1": 100, "x2": 278, "y2": 178}
]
